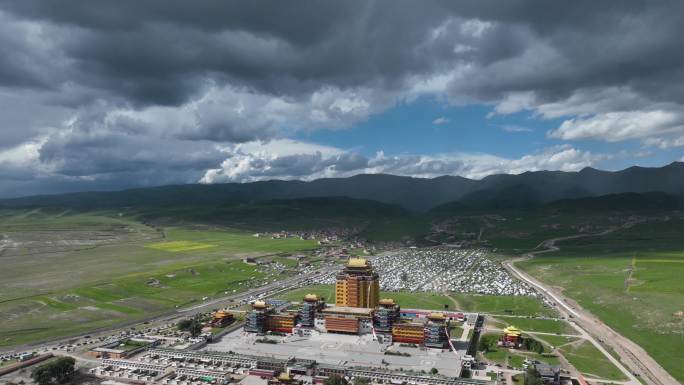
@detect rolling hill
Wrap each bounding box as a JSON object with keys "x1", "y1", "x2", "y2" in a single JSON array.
[{"x1": 1, "y1": 162, "x2": 683, "y2": 212}]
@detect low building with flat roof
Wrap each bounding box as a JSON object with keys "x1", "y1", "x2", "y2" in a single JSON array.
[
  {"x1": 88, "y1": 337, "x2": 159, "y2": 359},
  {"x1": 534, "y1": 363, "x2": 561, "y2": 385}
]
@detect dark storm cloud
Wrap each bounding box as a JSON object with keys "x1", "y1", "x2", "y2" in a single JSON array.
[
  {"x1": 444, "y1": 1, "x2": 684, "y2": 106},
  {"x1": 1, "y1": 0, "x2": 684, "y2": 197},
  {"x1": 38, "y1": 126, "x2": 226, "y2": 177},
  {"x1": 2, "y1": 0, "x2": 684, "y2": 108},
  {"x1": 0, "y1": 1, "x2": 464, "y2": 107}
]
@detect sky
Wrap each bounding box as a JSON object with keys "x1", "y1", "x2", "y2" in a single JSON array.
[{"x1": 1, "y1": 1, "x2": 684, "y2": 198}]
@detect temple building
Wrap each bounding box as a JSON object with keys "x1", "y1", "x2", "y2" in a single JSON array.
[
  {"x1": 424, "y1": 313, "x2": 450, "y2": 349},
  {"x1": 266, "y1": 313, "x2": 298, "y2": 334},
  {"x1": 374, "y1": 298, "x2": 400, "y2": 333},
  {"x1": 335, "y1": 257, "x2": 380, "y2": 308},
  {"x1": 391, "y1": 320, "x2": 426, "y2": 344},
  {"x1": 299, "y1": 294, "x2": 325, "y2": 327},
  {"x1": 210, "y1": 310, "x2": 235, "y2": 328},
  {"x1": 320, "y1": 306, "x2": 373, "y2": 334},
  {"x1": 245, "y1": 300, "x2": 271, "y2": 333},
  {"x1": 268, "y1": 372, "x2": 304, "y2": 385},
  {"x1": 240, "y1": 258, "x2": 458, "y2": 351},
  {"x1": 499, "y1": 326, "x2": 522, "y2": 348}
]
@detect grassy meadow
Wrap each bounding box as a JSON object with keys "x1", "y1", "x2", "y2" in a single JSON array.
[
  {"x1": 451, "y1": 293, "x2": 557, "y2": 317},
  {"x1": 517, "y1": 219, "x2": 684, "y2": 383},
  {"x1": 478, "y1": 333, "x2": 561, "y2": 368},
  {"x1": 0, "y1": 210, "x2": 317, "y2": 347},
  {"x1": 559, "y1": 340, "x2": 627, "y2": 381},
  {"x1": 277, "y1": 284, "x2": 556, "y2": 316}
]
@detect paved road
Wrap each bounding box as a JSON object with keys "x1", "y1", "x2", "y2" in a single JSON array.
[{"x1": 503, "y1": 230, "x2": 679, "y2": 385}]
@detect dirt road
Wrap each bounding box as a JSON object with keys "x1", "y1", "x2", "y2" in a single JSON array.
[{"x1": 503, "y1": 230, "x2": 680, "y2": 385}]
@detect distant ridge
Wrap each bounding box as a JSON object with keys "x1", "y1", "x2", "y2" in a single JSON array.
[
  {"x1": 1, "y1": 162, "x2": 683, "y2": 212},
  {"x1": 545, "y1": 191, "x2": 684, "y2": 212}
]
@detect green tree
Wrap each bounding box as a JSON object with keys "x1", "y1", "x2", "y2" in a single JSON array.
[
  {"x1": 430, "y1": 368, "x2": 439, "y2": 375},
  {"x1": 31, "y1": 357, "x2": 75, "y2": 385},
  {"x1": 52, "y1": 357, "x2": 75, "y2": 383},
  {"x1": 177, "y1": 319, "x2": 192, "y2": 330},
  {"x1": 324, "y1": 375, "x2": 349, "y2": 385},
  {"x1": 478, "y1": 338, "x2": 491, "y2": 352},
  {"x1": 31, "y1": 367, "x2": 52, "y2": 385},
  {"x1": 178, "y1": 315, "x2": 203, "y2": 337},
  {"x1": 352, "y1": 377, "x2": 370, "y2": 385},
  {"x1": 189, "y1": 315, "x2": 203, "y2": 337},
  {"x1": 522, "y1": 338, "x2": 544, "y2": 354}
]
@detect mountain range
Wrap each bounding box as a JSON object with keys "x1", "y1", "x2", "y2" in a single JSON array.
[{"x1": 1, "y1": 162, "x2": 683, "y2": 212}]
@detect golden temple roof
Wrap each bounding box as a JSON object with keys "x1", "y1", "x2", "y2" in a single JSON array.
[
  {"x1": 213, "y1": 310, "x2": 232, "y2": 318},
  {"x1": 379, "y1": 298, "x2": 396, "y2": 306},
  {"x1": 503, "y1": 326, "x2": 522, "y2": 336},
  {"x1": 428, "y1": 312, "x2": 446, "y2": 321},
  {"x1": 347, "y1": 257, "x2": 368, "y2": 268},
  {"x1": 303, "y1": 293, "x2": 320, "y2": 302},
  {"x1": 252, "y1": 300, "x2": 268, "y2": 309}
]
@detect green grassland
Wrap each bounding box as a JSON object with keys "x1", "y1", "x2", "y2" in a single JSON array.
[
  {"x1": 451, "y1": 294, "x2": 557, "y2": 317},
  {"x1": 271, "y1": 256, "x2": 301, "y2": 267},
  {"x1": 559, "y1": 341, "x2": 627, "y2": 381},
  {"x1": 146, "y1": 240, "x2": 217, "y2": 252},
  {"x1": 360, "y1": 216, "x2": 432, "y2": 242},
  {"x1": 480, "y1": 331, "x2": 620, "y2": 378},
  {"x1": 529, "y1": 334, "x2": 579, "y2": 348},
  {"x1": 0, "y1": 211, "x2": 317, "y2": 347},
  {"x1": 379, "y1": 291, "x2": 456, "y2": 310},
  {"x1": 130, "y1": 197, "x2": 414, "y2": 239},
  {"x1": 277, "y1": 285, "x2": 456, "y2": 310},
  {"x1": 479, "y1": 333, "x2": 560, "y2": 368},
  {"x1": 437, "y1": 210, "x2": 622, "y2": 253},
  {"x1": 277, "y1": 285, "x2": 555, "y2": 316},
  {"x1": 276, "y1": 285, "x2": 337, "y2": 303},
  {"x1": 517, "y1": 219, "x2": 684, "y2": 383}
]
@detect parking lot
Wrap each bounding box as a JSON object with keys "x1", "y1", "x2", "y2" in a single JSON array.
[
  {"x1": 204, "y1": 328, "x2": 463, "y2": 377},
  {"x1": 307, "y1": 247, "x2": 538, "y2": 297}
]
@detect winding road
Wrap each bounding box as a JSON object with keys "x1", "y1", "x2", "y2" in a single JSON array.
[{"x1": 502, "y1": 229, "x2": 680, "y2": 385}]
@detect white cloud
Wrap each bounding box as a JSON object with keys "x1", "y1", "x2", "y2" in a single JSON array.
[
  {"x1": 367, "y1": 145, "x2": 604, "y2": 180},
  {"x1": 234, "y1": 139, "x2": 344, "y2": 158},
  {"x1": 115, "y1": 84, "x2": 395, "y2": 142},
  {"x1": 488, "y1": 87, "x2": 684, "y2": 146},
  {"x1": 0, "y1": 138, "x2": 48, "y2": 180},
  {"x1": 534, "y1": 87, "x2": 650, "y2": 119},
  {"x1": 432, "y1": 117, "x2": 449, "y2": 125},
  {"x1": 200, "y1": 143, "x2": 605, "y2": 183},
  {"x1": 548, "y1": 110, "x2": 684, "y2": 142},
  {"x1": 501, "y1": 125, "x2": 532, "y2": 133},
  {"x1": 642, "y1": 135, "x2": 684, "y2": 149},
  {"x1": 460, "y1": 19, "x2": 493, "y2": 38},
  {"x1": 491, "y1": 91, "x2": 536, "y2": 115}
]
